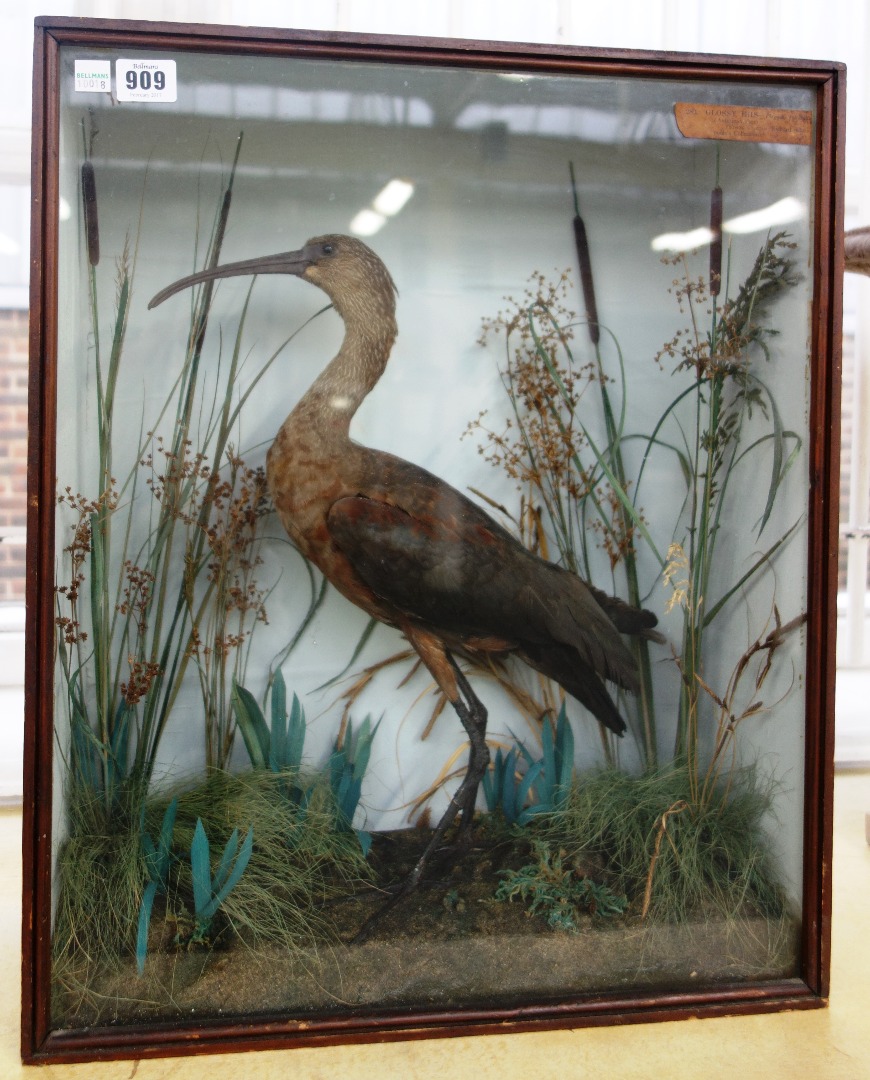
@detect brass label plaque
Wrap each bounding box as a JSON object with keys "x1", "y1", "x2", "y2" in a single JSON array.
[{"x1": 674, "y1": 102, "x2": 813, "y2": 145}]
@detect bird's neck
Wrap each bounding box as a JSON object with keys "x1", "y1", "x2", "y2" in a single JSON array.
[{"x1": 290, "y1": 316, "x2": 397, "y2": 438}]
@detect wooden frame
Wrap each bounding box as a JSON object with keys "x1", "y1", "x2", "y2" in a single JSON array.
[{"x1": 23, "y1": 16, "x2": 843, "y2": 1064}]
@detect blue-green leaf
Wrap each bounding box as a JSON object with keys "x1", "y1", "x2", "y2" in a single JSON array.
[
  {"x1": 526, "y1": 721, "x2": 553, "y2": 810},
  {"x1": 516, "y1": 759, "x2": 544, "y2": 813},
  {"x1": 268, "y1": 670, "x2": 288, "y2": 772},
  {"x1": 285, "y1": 692, "x2": 306, "y2": 772},
  {"x1": 136, "y1": 880, "x2": 158, "y2": 976},
  {"x1": 202, "y1": 826, "x2": 253, "y2": 920},
  {"x1": 501, "y1": 748, "x2": 519, "y2": 822},
  {"x1": 351, "y1": 715, "x2": 378, "y2": 779},
  {"x1": 190, "y1": 819, "x2": 211, "y2": 919},
  {"x1": 555, "y1": 705, "x2": 574, "y2": 805},
  {"x1": 482, "y1": 748, "x2": 502, "y2": 810},
  {"x1": 231, "y1": 679, "x2": 269, "y2": 769},
  {"x1": 210, "y1": 827, "x2": 240, "y2": 899}
]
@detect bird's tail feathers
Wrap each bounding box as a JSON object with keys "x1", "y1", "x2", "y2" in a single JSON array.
[
  {"x1": 519, "y1": 642, "x2": 628, "y2": 736},
  {"x1": 587, "y1": 583, "x2": 661, "y2": 638}
]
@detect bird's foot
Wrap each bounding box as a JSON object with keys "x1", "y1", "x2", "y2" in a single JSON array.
[
  {"x1": 349, "y1": 827, "x2": 468, "y2": 945},
  {"x1": 350, "y1": 886, "x2": 407, "y2": 944}
]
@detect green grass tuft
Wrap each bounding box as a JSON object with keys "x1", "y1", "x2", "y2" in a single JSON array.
[
  {"x1": 52, "y1": 768, "x2": 370, "y2": 1019},
  {"x1": 536, "y1": 763, "x2": 788, "y2": 923}
]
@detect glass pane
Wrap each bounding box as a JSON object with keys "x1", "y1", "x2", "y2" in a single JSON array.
[{"x1": 51, "y1": 44, "x2": 815, "y2": 1027}]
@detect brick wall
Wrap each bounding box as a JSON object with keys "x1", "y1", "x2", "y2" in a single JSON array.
[{"x1": 0, "y1": 310, "x2": 28, "y2": 602}]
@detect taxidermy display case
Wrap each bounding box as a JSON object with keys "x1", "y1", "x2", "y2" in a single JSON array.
[{"x1": 23, "y1": 16, "x2": 843, "y2": 1064}]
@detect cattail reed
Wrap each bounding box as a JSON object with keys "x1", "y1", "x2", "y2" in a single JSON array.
[
  {"x1": 80, "y1": 161, "x2": 99, "y2": 267},
  {"x1": 569, "y1": 162, "x2": 600, "y2": 345},
  {"x1": 709, "y1": 185, "x2": 723, "y2": 296}
]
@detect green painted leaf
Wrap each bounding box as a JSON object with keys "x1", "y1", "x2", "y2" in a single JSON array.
[
  {"x1": 142, "y1": 797, "x2": 177, "y2": 889},
  {"x1": 268, "y1": 670, "x2": 288, "y2": 771},
  {"x1": 190, "y1": 819, "x2": 211, "y2": 919},
  {"x1": 210, "y1": 827, "x2": 240, "y2": 898},
  {"x1": 516, "y1": 759, "x2": 544, "y2": 815},
  {"x1": 482, "y1": 748, "x2": 505, "y2": 811},
  {"x1": 555, "y1": 704, "x2": 574, "y2": 805},
  {"x1": 203, "y1": 826, "x2": 253, "y2": 919},
  {"x1": 501, "y1": 748, "x2": 519, "y2": 822},
  {"x1": 231, "y1": 679, "x2": 269, "y2": 770},
  {"x1": 136, "y1": 880, "x2": 158, "y2": 976},
  {"x1": 350, "y1": 715, "x2": 379, "y2": 780},
  {"x1": 285, "y1": 692, "x2": 306, "y2": 772},
  {"x1": 537, "y1": 720, "x2": 556, "y2": 807}
]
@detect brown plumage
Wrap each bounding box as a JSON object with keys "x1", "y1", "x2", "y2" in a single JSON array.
[{"x1": 150, "y1": 234, "x2": 659, "y2": 888}]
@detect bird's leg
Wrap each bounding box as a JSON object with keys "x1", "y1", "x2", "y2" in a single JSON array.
[
  {"x1": 449, "y1": 657, "x2": 489, "y2": 846},
  {"x1": 351, "y1": 646, "x2": 489, "y2": 944},
  {"x1": 399, "y1": 654, "x2": 489, "y2": 894}
]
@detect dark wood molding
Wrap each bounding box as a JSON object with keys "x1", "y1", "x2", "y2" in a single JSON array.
[
  {"x1": 22, "y1": 22, "x2": 61, "y2": 1062},
  {"x1": 31, "y1": 979, "x2": 822, "y2": 1065},
  {"x1": 35, "y1": 16, "x2": 845, "y2": 81}
]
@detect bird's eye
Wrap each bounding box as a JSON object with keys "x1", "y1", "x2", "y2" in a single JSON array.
[{"x1": 322, "y1": 243, "x2": 335, "y2": 256}]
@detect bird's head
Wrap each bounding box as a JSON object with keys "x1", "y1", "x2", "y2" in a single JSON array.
[{"x1": 148, "y1": 233, "x2": 398, "y2": 321}]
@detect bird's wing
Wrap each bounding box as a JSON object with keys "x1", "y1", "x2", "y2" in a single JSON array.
[
  {"x1": 326, "y1": 491, "x2": 509, "y2": 636},
  {"x1": 325, "y1": 490, "x2": 639, "y2": 692}
]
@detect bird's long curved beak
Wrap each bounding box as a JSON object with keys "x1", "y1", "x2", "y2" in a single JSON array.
[{"x1": 148, "y1": 247, "x2": 311, "y2": 309}]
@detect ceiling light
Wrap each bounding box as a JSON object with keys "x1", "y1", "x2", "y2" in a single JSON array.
[
  {"x1": 350, "y1": 209, "x2": 387, "y2": 237},
  {"x1": 723, "y1": 197, "x2": 805, "y2": 235},
  {"x1": 651, "y1": 226, "x2": 714, "y2": 253},
  {"x1": 372, "y1": 178, "x2": 414, "y2": 217}
]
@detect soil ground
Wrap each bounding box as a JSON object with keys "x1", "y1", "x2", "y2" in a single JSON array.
[{"x1": 54, "y1": 825, "x2": 800, "y2": 1027}]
